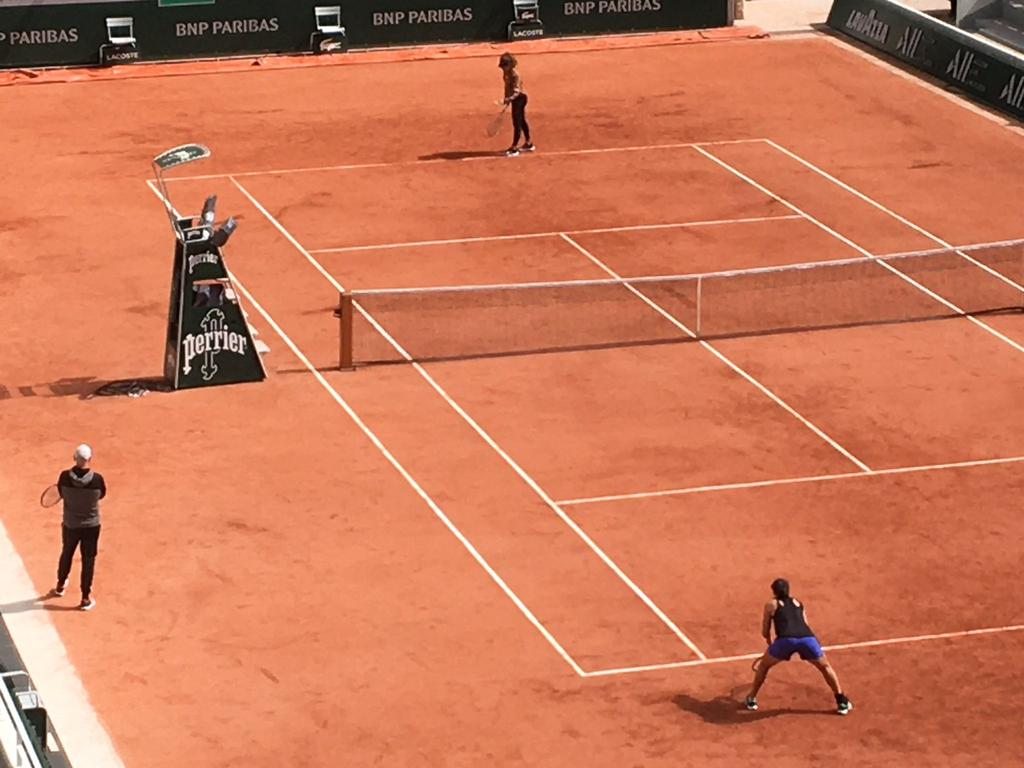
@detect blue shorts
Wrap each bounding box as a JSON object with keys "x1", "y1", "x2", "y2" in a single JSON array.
[{"x1": 768, "y1": 636, "x2": 823, "y2": 661}]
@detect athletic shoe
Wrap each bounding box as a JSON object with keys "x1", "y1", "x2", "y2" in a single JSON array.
[
  {"x1": 505, "y1": 147, "x2": 520, "y2": 157},
  {"x1": 744, "y1": 697, "x2": 758, "y2": 711},
  {"x1": 836, "y1": 694, "x2": 853, "y2": 716},
  {"x1": 522, "y1": 143, "x2": 536, "y2": 152},
  {"x1": 52, "y1": 582, "x2": 67, "y2": 597},
  {"x1": 79, "y1": 597, "x2": 96, "y2": 612}
]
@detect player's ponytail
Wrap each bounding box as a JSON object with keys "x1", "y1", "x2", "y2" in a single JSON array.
[{"x1": 771, "y1": 578, "x2": 790, "y2": 602}]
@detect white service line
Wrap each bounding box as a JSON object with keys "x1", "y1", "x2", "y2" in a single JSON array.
[
  {"x1": 762, "y1": 138, "x2": 1024, "y2": 296},
  {"x1": 693, "y1": 145, "x2": 1024, "y2": 356},
  {"x1": 557, "y1": 453, "x2": 1024, "y2": 506},
  {"x1": 160, "y1": 138, "x2": 765, "y2": 183},
  {"x1": 0, "y1": 521, "x2": 126, "y2": 768},
  {"x1": 558, "y1": 232, "x2": 871, "y2": 473},
  {"x1": 228, "y1": 178, "x2": 709, "y2": 662},
  {"x1": 583, "y1": 623, "x2": 1024, "y2": 678},
  {"x1": 307, "y1": 214, "x2": 803, "y2": 254}
]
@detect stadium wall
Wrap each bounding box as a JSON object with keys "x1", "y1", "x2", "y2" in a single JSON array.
[
  {"x1": 828, "y1": 0, "x2": 1024, "y2": 120},
  {"x1": 0, "y1": 0, "x2": 732, "y2": 69}
]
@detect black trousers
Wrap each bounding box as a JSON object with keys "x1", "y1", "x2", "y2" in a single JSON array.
[
  {"x1": 511, "y1": 93, "x2": 531, "y2": 146},
  {"x1": 57, "y1": 524, "x2": 101, "y2": 598}
]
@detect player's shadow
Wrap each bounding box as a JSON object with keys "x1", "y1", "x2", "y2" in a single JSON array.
[
  {"x1": 418, "y1": 150, "x2": 505, "y2": 161},
  {"x1": 0, "y1": 594, "x2": 80, "y2": 613},
  {"x1": 672, "y1": 693, "x2": 825, "y2": 723}
]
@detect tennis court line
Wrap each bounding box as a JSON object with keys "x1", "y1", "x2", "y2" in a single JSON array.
[
  {"x1": 159, "y1": 138, "x2": 765, "y2": 183},
  {"x1": 148, "y1": 178, "x2": 586, "y2": 676},
  {"x1": 226, "y1": 177, "x2": 709, "y2": 663},
  {"x1": 230, "y1": 274, "x2": 589, "y2": 676},
  {"x1": 581, "y1": 626, "x2": 1024, "y2": 679},
  {"x1": 0, "y1": 521, "x2": 126, "y2": 768},
  {"x1": 763, "y1": 139, "x2": 1024, "y2": 297},
  {"x1": 582, "y1": 623, "x2": 1024, "y2": 677},
  {"x1": 694, "y1": 146, "x2": 1024, "y2": 357},
  {"x1": 558, "y1": 233, "x2": 871, "y2": 473},
  {"x1": 307, "y1": 214, "x2": 804, "y2": 254},
  {"x1": 557, "y1": 453, "x2": 1024, "y2": 506}
]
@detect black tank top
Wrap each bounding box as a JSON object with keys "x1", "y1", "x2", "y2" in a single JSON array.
[{"x1": 772, "y1": 597, "x2": 814, "y2": 638}]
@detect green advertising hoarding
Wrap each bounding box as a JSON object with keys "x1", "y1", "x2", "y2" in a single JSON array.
[{"x1": 1, "y1": 0, "x2": 732, "y2": 69}]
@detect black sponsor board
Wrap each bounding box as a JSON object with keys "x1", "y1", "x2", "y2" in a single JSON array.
[
  {"x1": 0, "y1": 0, "x2": 319, "y2": 68},
  {"x1": 828, "y1": 0, "x2": 1024, "y2": 120},
  {"x1": 344, "y1": 1, "x2": 509, "y2": 46},
  {"x1": 1, "y1": 0, "x2": 732, "y2": 69},
  {"x1": 544, "y1": 0, "x2": 729, "y2": 36}
]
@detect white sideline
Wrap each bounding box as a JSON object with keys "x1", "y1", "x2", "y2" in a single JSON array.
[
  {"x1": 0, "y1": 520, "x2": 126, "y2": 768},
  {"x1": 693, "y1": 146, "x2": 1024, "y2": 356},
  {"x1": 583, "y1": 623, "x2": 1024, "y2": 677},
  {"x1": 307, "y1": 214, "x2": 804, "y2": 254},
  {"x1": 762, "y1": 138, "x2": 1024, "y2": 296},
  {"x1": 226, "y1": 177, "x2": 709, "y2": 662},
  {"x1": 227, "y1": 275, "x2": 588, "y2": 676},
  {"x1": 144, "y1": 178, "x2": 587, "y2": 675},
  {"x1": 557, "y1": 453, "x2": 1024, "y2": 506},
  {"x1": 559, "y1": 232, "x2": 871, "y2": 472},
  {"x1": 765, "y1": 138, "x2": 1024, "y2": 296},
  {"x1": 160, "y1": 138, "x2": 765, "y2": 183}
]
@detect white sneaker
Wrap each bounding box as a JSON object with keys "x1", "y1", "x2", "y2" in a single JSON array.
[{"x1": 79, "y1": 597, "x2": 96, "y2": 612}]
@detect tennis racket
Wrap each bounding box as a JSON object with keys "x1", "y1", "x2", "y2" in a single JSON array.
[
  {"x1": 40, "y1": 485, "x2": 61, "y2": 508},
  {"x1": 485, "y1": 105, "x2": 508, "y2": 138},
  {"x1": 751, "y1": 652, "x2": 767, "y2": 672}
]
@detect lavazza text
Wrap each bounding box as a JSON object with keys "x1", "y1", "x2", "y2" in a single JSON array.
[{"x1": 176, "y1": 18, "x2": 280, "y2": 37}]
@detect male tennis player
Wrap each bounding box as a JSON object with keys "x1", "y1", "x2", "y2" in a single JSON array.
[
  {"x1": 745, "y1": 578, "x2": 853, "y2": 715},
  {"x1": 498, "y1": 52, "x2": 534, "y2": 157},
  {"x1": 51, "y1": 444, "x2": 106, "y2": 611}
]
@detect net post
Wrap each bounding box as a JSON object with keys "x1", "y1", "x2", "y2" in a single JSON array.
[
  {"x1": 338, "y1": 292, "x2": 354, "y2": 370},
  {"x1": 696, "y1": 276, "x2": 703, "y2": 338}
]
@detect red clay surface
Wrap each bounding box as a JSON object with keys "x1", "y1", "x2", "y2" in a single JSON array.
[{"x1": 2, "y1": 32, "x2": 1024, "y2": 768}]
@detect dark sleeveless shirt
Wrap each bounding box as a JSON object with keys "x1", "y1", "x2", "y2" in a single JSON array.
[{"x1": 772, "y1": 597, "x2": 814, "y2": 638}]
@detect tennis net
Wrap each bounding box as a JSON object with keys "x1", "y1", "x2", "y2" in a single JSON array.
[{"x1": 336, "y1": 240, "x2": 1024, "y2": 367}]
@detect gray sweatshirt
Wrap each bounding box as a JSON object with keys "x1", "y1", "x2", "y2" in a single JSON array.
[{"x1": 58, "y1": 467, "x2": 106, "y2": 529}]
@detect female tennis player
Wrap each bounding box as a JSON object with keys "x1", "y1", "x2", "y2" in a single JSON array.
[
  {"x1": 498, "y1": 52, "x2": 534, "y2": 156},
  {"x1": 745, "y1": 578, "x2": 853, "y2": 715}
]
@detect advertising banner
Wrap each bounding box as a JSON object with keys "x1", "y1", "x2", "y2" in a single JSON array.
[
  {"x1": 828, "y1": 0, "x2": 1024, "y2": 119},
  {"x1": 543, "y1": 0, "x2": 729, "y2": 36},
  {"x1": 1, "y1": 0, "x2": 733, "y2": 69}
]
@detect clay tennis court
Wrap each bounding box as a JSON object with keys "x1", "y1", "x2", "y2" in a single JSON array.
[{"x1": 2, "y1": 29, "x2": 1024, "y2": 768}]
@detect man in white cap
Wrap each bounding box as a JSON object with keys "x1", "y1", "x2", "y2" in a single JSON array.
[{"x1": 52, "y1": 444, "x2": 106, "y2": 611}]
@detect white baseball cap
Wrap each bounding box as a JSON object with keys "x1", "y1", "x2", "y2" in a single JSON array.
[{"x1": 73, "y1": 444, "x2": 93, "y2": 462}]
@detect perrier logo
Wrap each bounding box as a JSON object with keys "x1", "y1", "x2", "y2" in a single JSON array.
[{"x1": 182, "y1": 309, "x2": 250, "y2": 381}]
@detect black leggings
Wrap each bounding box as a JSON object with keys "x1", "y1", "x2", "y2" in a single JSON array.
[
  {"x1": 58, "y1": 524, "x2": 101, "y2": 598},
  {"x1": 511, "y1": 93, "x2": 531, "y2": 146}
]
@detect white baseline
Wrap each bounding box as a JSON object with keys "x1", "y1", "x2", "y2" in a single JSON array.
[{"x1": 584, "y1": 623, "x2": 1024, "y2": 677}]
